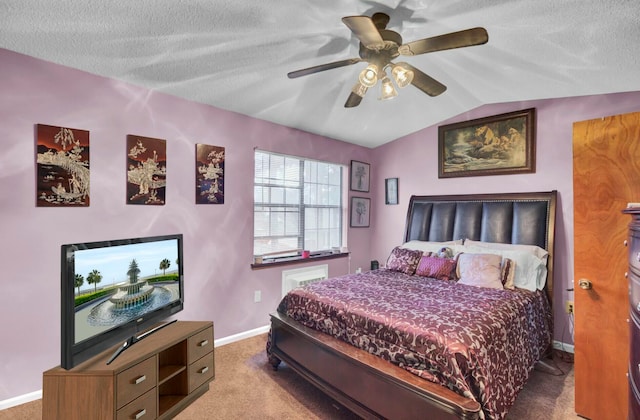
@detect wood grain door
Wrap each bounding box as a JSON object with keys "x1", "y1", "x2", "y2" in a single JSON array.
[{"x1": 573, "y1": 111, "x2": 640, "y2": 419}]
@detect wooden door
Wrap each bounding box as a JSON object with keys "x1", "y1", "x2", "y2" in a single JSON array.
[{"x1": 573, "y1": 111, "x2": 640, "y2": 419}]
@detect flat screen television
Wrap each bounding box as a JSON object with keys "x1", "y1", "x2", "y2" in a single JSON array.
[{"x1": 61, "y1": 233, "x2": 184, "y2": 369}]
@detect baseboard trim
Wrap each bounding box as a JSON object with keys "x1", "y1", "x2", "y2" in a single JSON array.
[
  {"x1": 553, "y1": 340, "x2": 575, "y2": 354},
  {"x1": 0, "y1": 390, "x2": 42, "y2": 411},
  {"x1": 0, "y1": 324, "x2": 271, "y2": 411},
  {"x1": 214, "y1": 324, "x2": 270, "y2": 347}
]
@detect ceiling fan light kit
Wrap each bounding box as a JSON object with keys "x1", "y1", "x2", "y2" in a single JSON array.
[
  {"x1": 359, "y1": 64, "x2": 379, "y2": 87},
  {"x1": 379, "y1": 76, "x2": 398, "y2": 100},
  {"x1": 391, "y1": 63, "x2": 414, "y2": 88},
  {"x1": 287, "y1": 12, "x2": 488, "y2": 108}
]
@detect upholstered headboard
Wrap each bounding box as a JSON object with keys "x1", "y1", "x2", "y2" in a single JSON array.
[{"x1": 404, "y1": 191, "x2": 557, "y2": 303}]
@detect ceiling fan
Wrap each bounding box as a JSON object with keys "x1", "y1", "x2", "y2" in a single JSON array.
[{"x1": 287, "y1": 12, "x2": 488, "y2": 108}]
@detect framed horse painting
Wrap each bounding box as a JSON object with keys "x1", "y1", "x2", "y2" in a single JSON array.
[{"x1": 438, "y1": 108, "x2": 536, "y2": 178}]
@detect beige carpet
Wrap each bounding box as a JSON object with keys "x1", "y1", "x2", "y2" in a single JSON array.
[{"x1": 0, "y1": 334, "x2": 577, "y2": 419}]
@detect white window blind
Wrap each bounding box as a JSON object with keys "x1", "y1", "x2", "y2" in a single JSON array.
[{"x1": 254, "y1": 150, "x2": 344, "y2": 257}]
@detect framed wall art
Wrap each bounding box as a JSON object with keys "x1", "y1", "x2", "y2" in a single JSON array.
[
  {"x1": 385, "y1": 178, "x2": 398, "y2": 205},
  {"x1": 438, "y1": 108, "x2": 536, "y2": 178},
  {"x1": 126, "y1": 135, "x2": 167, "y2": 205},
  {"x1": 350, "y1": 160, "x2": 370, "y2": 192},
  {"x1": 36, "y1": 124, "x2": 90, "y2": 207},
  {"x1": 195, "y1": 143, "x2": 225, "y2": 204},
  {"x1": 350, "y1": 196, "x2": 370, "y2": 228}
]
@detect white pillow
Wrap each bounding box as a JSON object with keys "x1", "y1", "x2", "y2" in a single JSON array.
[
  {"x1": 456, "y1": 253, "x2": 504, "y2": 290},
  {"x1": 462, "y1": 245, "x2": 546, "y2": 291},
  {"x1": 464, "y1": 239, "x2": 548, "y2": 261},
  {"x1": 400, "y1": 240, "x2": 464, "y2": 254}
]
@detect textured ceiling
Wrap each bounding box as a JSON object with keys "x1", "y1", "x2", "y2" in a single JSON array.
[{"x1": 1, "y1": 0, "x2": 639, "y2": 148}]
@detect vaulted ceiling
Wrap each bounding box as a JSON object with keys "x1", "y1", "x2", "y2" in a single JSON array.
[{"x1": 2, "y1": 0, "x2": 639, "y2": 147}]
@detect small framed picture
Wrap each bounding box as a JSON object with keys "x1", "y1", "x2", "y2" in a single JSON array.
[
  {"x1": 385, "y1": 178, "x2": 398, "y2": 205},
  {"x1": 350, "y1": 160, "x2": 370, "y2": 192},
  {"x1": 350, "y1": 197, "x2": 370, "y2": 228}
]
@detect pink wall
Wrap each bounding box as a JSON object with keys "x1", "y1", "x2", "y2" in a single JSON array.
[
  {"x1": 370, "y1": 93, "x2": 640, "y2": 351},
  {"x1": 0, "y1": 48, "x2": 373, "y2": 401},
  {"x1": 2, "y1": 45, "x2": 640, "y2": 402}
]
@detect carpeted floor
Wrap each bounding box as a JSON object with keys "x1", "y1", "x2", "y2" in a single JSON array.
[{"x1": 0, "y1": 334, "x2": 577, "y2": 419}]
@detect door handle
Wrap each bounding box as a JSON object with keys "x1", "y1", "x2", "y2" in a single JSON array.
[{"x1": 578, "y1": 279, "x2": 592, "y2": 290}]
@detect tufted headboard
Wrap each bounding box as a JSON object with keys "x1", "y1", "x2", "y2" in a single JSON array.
[{"x1": 404, "y1": 191, "x2": 557, "y2": 304}]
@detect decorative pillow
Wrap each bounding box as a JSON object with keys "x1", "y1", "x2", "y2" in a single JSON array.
[
  {"x1": 415, "y1": 255, "x2": 457, "y2": 280},
  {"x1": 456, "y1": 253, "x2": 504, "y2": 289},
  {"x1": 400, "y1": 240, "x2": 464, "y2": 255},
  {"x1": 462, "y1": 245, "x2": 546, "y2": 291},
  {"x1": 464, "y1": 239, "x2": 548, "y2": 261},
  {"x1": 501, "y1": 258, "x2": 516, "y2": 290},
  {"x1": 386, "y1": 246, "x2": 423, "y2": 275}
]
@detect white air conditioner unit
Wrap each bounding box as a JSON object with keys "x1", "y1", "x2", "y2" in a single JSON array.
[{"x1": 281, "y1": 264, "x2": 328, "y2": 297}]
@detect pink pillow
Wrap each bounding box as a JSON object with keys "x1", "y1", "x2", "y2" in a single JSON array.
[
  {"x1": 456, "y1": 253, "x2": 504, "y2": 289},
  {"x1": 415, "y1": 255, "x2": 457, "y2": 280}
]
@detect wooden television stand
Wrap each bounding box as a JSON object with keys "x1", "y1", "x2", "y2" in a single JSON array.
[{"x1": 43, "y1": 321, "x2": 214, "y2": 420}]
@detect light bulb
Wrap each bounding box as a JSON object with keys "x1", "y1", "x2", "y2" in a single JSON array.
[
  {"x1": 358, "y1": 64, "x2": 378, "y2": 88},
  {"x1": 391, "y1": 63, "x2": 414, "y2": 88},
  {"x1": 351, "y1": 82, "x2": 368, "y2": 98},
  {"x1": 379, "y1": 76, "x2": 398, "y2": 100}
]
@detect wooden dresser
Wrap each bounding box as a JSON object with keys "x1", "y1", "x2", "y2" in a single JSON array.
[
  {"x1": 624, "y1": 209, "x2": 640, "y2": 419},
  {"x1": 43, "y1": 321, "x2": 214, "y2": 420}
]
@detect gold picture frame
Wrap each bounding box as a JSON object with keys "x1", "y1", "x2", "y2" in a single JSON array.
[{"x1": 438, "y1": 108, "x2": 536, "y2": 178}]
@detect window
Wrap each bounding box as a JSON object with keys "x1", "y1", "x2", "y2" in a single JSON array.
[{"x1": 254, "y1": 150, "x2": 345, "y2": 257}]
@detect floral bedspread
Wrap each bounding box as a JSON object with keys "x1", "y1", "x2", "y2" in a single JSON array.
[{"x1": 270, "y1": 268, "x2": 552, "y2": 420}]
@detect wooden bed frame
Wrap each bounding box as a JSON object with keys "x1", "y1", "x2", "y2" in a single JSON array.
[{"x1": 268, "y1": 191, "x2": 558, "y2": 420}]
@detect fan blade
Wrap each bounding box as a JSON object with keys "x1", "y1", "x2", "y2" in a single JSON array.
[
  {"x1": 344, "y1": 92, "x2": 363, "y2": 108},
  {"x1": 398, "y1": 27, "x2": 488, "y2": 56},
  {"x1": 287, "y1": 58, "x2": 361, "y2": 79},
  {"x1": 403, "y1": 63, "x2": 447, "y2": 97},
  {"x1": 342, "y1": 16, "x2": 385, "y2": 48}
]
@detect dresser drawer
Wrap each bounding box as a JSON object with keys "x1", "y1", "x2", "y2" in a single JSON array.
[
  {"x1": 188, "y1": 326, "x2": 213, "y2": 363},
  {"x1": 630, "y1": 314, "x2": 640, "y2": 393},
  {"x1": 116, "y1": 388, "x2": 157, "y2": 420},
  {"x1": 116, "y1": 356, "x2": 157, "y2": 409},
  {"x1": 628, "y1": 232, "x2": 640, "y2": 273},
  {"x1": 188, "y1": 352, "x2": 215, "y2": 393},
  {"x1": 631, "y1": 374, "x2": 640, "y2": 420},
  {"x1": 631, "y1": 272, "x2": 640, "y2": 317}
]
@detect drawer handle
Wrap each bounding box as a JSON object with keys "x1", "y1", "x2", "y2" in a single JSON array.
[
  {"x1": 133, "y1": 375, "x2": 146, "y2": 385},
  {"x1": 625, "y1": 240, "x2": 629, "y2": 247},
  {"x1": 134, "y1": 408, "x2": 147, "y2": 419},
  {"x1": 198, "y1": 339, "x2": 209, "y2": 347},
  {"x1": 199, "y1": 366, "x2": 209, "y2": 374},
  {"x1": 637, "y1": 252, "x2": 640, "y2": 262}
]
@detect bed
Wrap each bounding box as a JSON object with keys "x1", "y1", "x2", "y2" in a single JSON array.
[{"x1": 267, "y1": 191, "x2": 557, "y2": 420}]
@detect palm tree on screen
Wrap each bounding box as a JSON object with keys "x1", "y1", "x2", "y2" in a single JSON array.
[
  {"x1": 75, "y1": 273, "x2": 84, "y2": 294},
  {"x1": 86, "y1": 270, "x2": 102, "y2": 292},
  {"x1": 159, "y1": 258, "x2": 170, "y2": 275}
]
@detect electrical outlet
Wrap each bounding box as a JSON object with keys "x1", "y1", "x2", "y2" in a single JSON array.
[
  {"x1": 254, "y1": 290, "x2": 261, "y2": 303},
  {"x1": 565, "y1": 300, "x2": 574, "y2": 314}
]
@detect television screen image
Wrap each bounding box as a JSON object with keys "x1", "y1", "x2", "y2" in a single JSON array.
[{"x1": 61, "y1": 234, "x2": 184, "y2": 369}]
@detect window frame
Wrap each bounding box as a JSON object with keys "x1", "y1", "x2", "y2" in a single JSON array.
[{"x1": 253, "y1": 150, "x2": 347, "y2": 264}]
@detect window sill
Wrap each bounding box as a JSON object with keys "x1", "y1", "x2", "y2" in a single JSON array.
[{"x1": 251, "y1": 252, "x2": 349, "y2": 270}]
